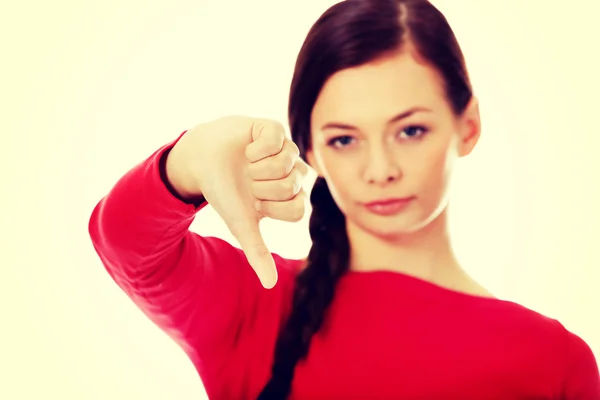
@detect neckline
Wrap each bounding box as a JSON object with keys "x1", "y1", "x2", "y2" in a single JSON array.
[{"x1": 342, "y1": 269, "x2": 512, "y2": 305}]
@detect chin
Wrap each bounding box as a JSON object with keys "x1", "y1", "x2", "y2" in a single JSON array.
[
  {"x1": 351, "y1": 203, "x2": 446, "y2": 241},
  {"x1": 357, "y1": 211, "x2": 425, "y2": 239}
]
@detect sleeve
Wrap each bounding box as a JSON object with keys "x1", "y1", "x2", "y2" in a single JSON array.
[
  {"x1": 560, "y1": 328, "x2": 600, "y2": 399},
  {"x1": 88, "y1": 132, "x2": 289, "y2": 398}
]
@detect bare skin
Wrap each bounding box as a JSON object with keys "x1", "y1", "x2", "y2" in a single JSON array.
[
  {"x1": 166, "y1": 116, "x2": 309, "y2": 288},
  {"x1": 166, "y1": 50, "x2": 493, "y2": 298},
  {"x1": 307, "y1": 49, "x2": 493, "y2": 298}
]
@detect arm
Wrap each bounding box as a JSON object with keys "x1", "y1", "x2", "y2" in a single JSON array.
[
  {"x1": 560, "y1": 328, "x2": 600, "y2": 399},
  {"x1": 88, "y1": 132, "x2": 275, "y2": 396}
]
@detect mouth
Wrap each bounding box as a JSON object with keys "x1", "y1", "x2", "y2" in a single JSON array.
[{"x1": 362, "y1": 197, "x2": 415, "y2": 216}]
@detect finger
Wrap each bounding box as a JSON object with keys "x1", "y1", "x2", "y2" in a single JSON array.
[
  {"x1": 251, "y1": 168, "x2": 304, "y2": 201},
  {"x1": 247, "y1": 140, "x2": 300, "y2": 181},
  {"x1": 257, "y1": 191, "x2": 306, "y2": 223},
  {"x1": 229, "y1": 219, "x2": 278, "y2": 289},
  {"x1": 245, "y1": 120, "x2": 286, "y2": 163},
  {"x1": 295, "y1": 158, "x2": 310, "y2": 176}
]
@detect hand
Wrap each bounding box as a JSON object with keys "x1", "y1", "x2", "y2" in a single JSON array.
[{"x1": 167, "y1": 116, "x2": 309, "y2": 288}]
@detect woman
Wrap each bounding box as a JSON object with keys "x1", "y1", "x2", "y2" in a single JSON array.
[{"x1": 89, "y1": 0, "x2": 599, "y2": 398}]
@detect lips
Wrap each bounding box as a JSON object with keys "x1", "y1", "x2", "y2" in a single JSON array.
[{"x1": 363, "y1": 197, "x2": 415, "y2": 216}]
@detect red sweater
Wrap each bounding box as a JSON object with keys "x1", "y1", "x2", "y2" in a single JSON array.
[{"x1": 89, "y1": 135, "x2": 600, "y2": 400}]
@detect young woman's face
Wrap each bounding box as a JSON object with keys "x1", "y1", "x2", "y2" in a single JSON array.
[{"x1": 307, "y1": 50, "x2": 480, "y2": 239}]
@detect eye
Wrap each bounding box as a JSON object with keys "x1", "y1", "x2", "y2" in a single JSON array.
[
  {"x1": 327, "y1": 135, "x2": 356, "y2": 148},
  {"x1": 398, "y1": 125, "x2": 428, "y2": 140}
]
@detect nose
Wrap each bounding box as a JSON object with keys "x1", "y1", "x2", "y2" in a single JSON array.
[{"x1": 363, "y1": 143, "x2": 402, "y2": 185}]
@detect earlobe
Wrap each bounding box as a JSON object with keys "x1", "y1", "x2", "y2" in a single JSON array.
[{"x1": 458, "y1": 97, "x2": 481, "y2": 157}]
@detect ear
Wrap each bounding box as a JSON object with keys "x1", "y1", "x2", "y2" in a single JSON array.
[
  {"x1": 305, "y1": 149, "x2": 324, "y2": 177},
  {"x1": 457, "y1": 96, "x2": 481, "y2": 157}
]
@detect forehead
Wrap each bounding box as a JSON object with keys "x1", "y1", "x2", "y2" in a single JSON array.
[{"x1": 312, "y1": 51, "x2": 448, "y2": 124}]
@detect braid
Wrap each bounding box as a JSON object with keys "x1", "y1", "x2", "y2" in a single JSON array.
[
  {"x1": 257, "y1": 177, "x2": 350, "y2": 399},
  {"x1": 256, "y1": 0, "x2": 473, "y2": 397}
]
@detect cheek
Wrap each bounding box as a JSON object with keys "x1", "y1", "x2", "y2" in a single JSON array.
[
  {"x1": 323, "y1": 162, "x2": 356, "y2": 196},
  {"x1": 410, "y1": 141, "x2": 456, "y2": 197},
  {"x1": 314, "y1": 147, "x2": 352, "y2": 182}
]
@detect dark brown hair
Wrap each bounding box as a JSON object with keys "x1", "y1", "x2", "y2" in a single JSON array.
[{"x1": 257, "y1": 0, "x2": 473, "y2": 398}]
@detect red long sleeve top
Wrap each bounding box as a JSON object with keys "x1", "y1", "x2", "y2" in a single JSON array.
[{"x1": 88, "y1": 134, "x2": 600, "y2": 399}]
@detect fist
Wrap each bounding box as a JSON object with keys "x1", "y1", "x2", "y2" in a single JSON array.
[
  {"x1": 167, "y1": 116, "x2": 309, "y2": 288},
  {"x1": 246, "y1": 121, "x2": 308, "y2": 223}
]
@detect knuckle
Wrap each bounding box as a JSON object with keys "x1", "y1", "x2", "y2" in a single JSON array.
[
  {"x1": 262, "y1": 195, "x2": 305, "y2": 222},
  {"x1": 291, "y1": 208, "x2": 304, "y2": 222},
  {"x1": 286, "y1": 139, "x2": 300, "y2": 156},
  {"x1": 292, "y1": 159, "x2": 308, "y2": 177},
  {"x1": 275, "y1": 161, "x2": 289, "y2": 178},
  {"x1": 290, "y1": 197, "x2": 305, "y2": 221},
  {"x1": 299, "y1": 160, "x2": 310, "y2": 175},
  {"x1": 279, "y1": 181, "x2": 296, "y2": 199},
  {"x1": 264, "y1": 157, "x2": 289, "y2": 179},
  {"x1": 285, "y1": 153, "x2": 298, "y2": 174},
  {"x1": 291, "y1": 166, "x2": 303, "y2": 182},
  {"x1": 269, "y1": 120, "x2": 286, "y2": 133},
  {"x1": 261, "y1": 141, "x2": 280, "y2": 157}
]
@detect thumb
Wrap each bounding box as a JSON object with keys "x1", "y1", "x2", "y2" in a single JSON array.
[{"x1": 230, "y1": 219, "x2": 278, "y2": 289}]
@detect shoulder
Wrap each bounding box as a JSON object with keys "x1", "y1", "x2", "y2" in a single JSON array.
[
  {"x1": 555, "y1": 321, "x2": 600, "y2": 398},
  {"x1": 479, "y1": 299, "x2": 599, "y2": 395},
  {"x1": 480, "y1": 298, "x2": 592, "y2": 352},
  {"x1": 471, "y1": 298, "x2": 560, "y2": 339}
]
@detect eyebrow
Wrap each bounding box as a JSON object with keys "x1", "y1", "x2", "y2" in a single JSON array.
[{"x1": 320, "y1": 106, "x2": 432, "y2": 131}]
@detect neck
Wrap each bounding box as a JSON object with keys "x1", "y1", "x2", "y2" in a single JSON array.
[{"x1": 347, "y1": 207, "x2": 463, "y2": 283}]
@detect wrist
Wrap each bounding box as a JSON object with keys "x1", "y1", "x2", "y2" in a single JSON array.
[{"x1": 161, "y1": 145, "x2": 205, "y2": 205}]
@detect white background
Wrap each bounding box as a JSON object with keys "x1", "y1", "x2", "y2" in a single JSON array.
[{"x1": 1, "y1": 0, "x2": 599, "y2": 398}]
